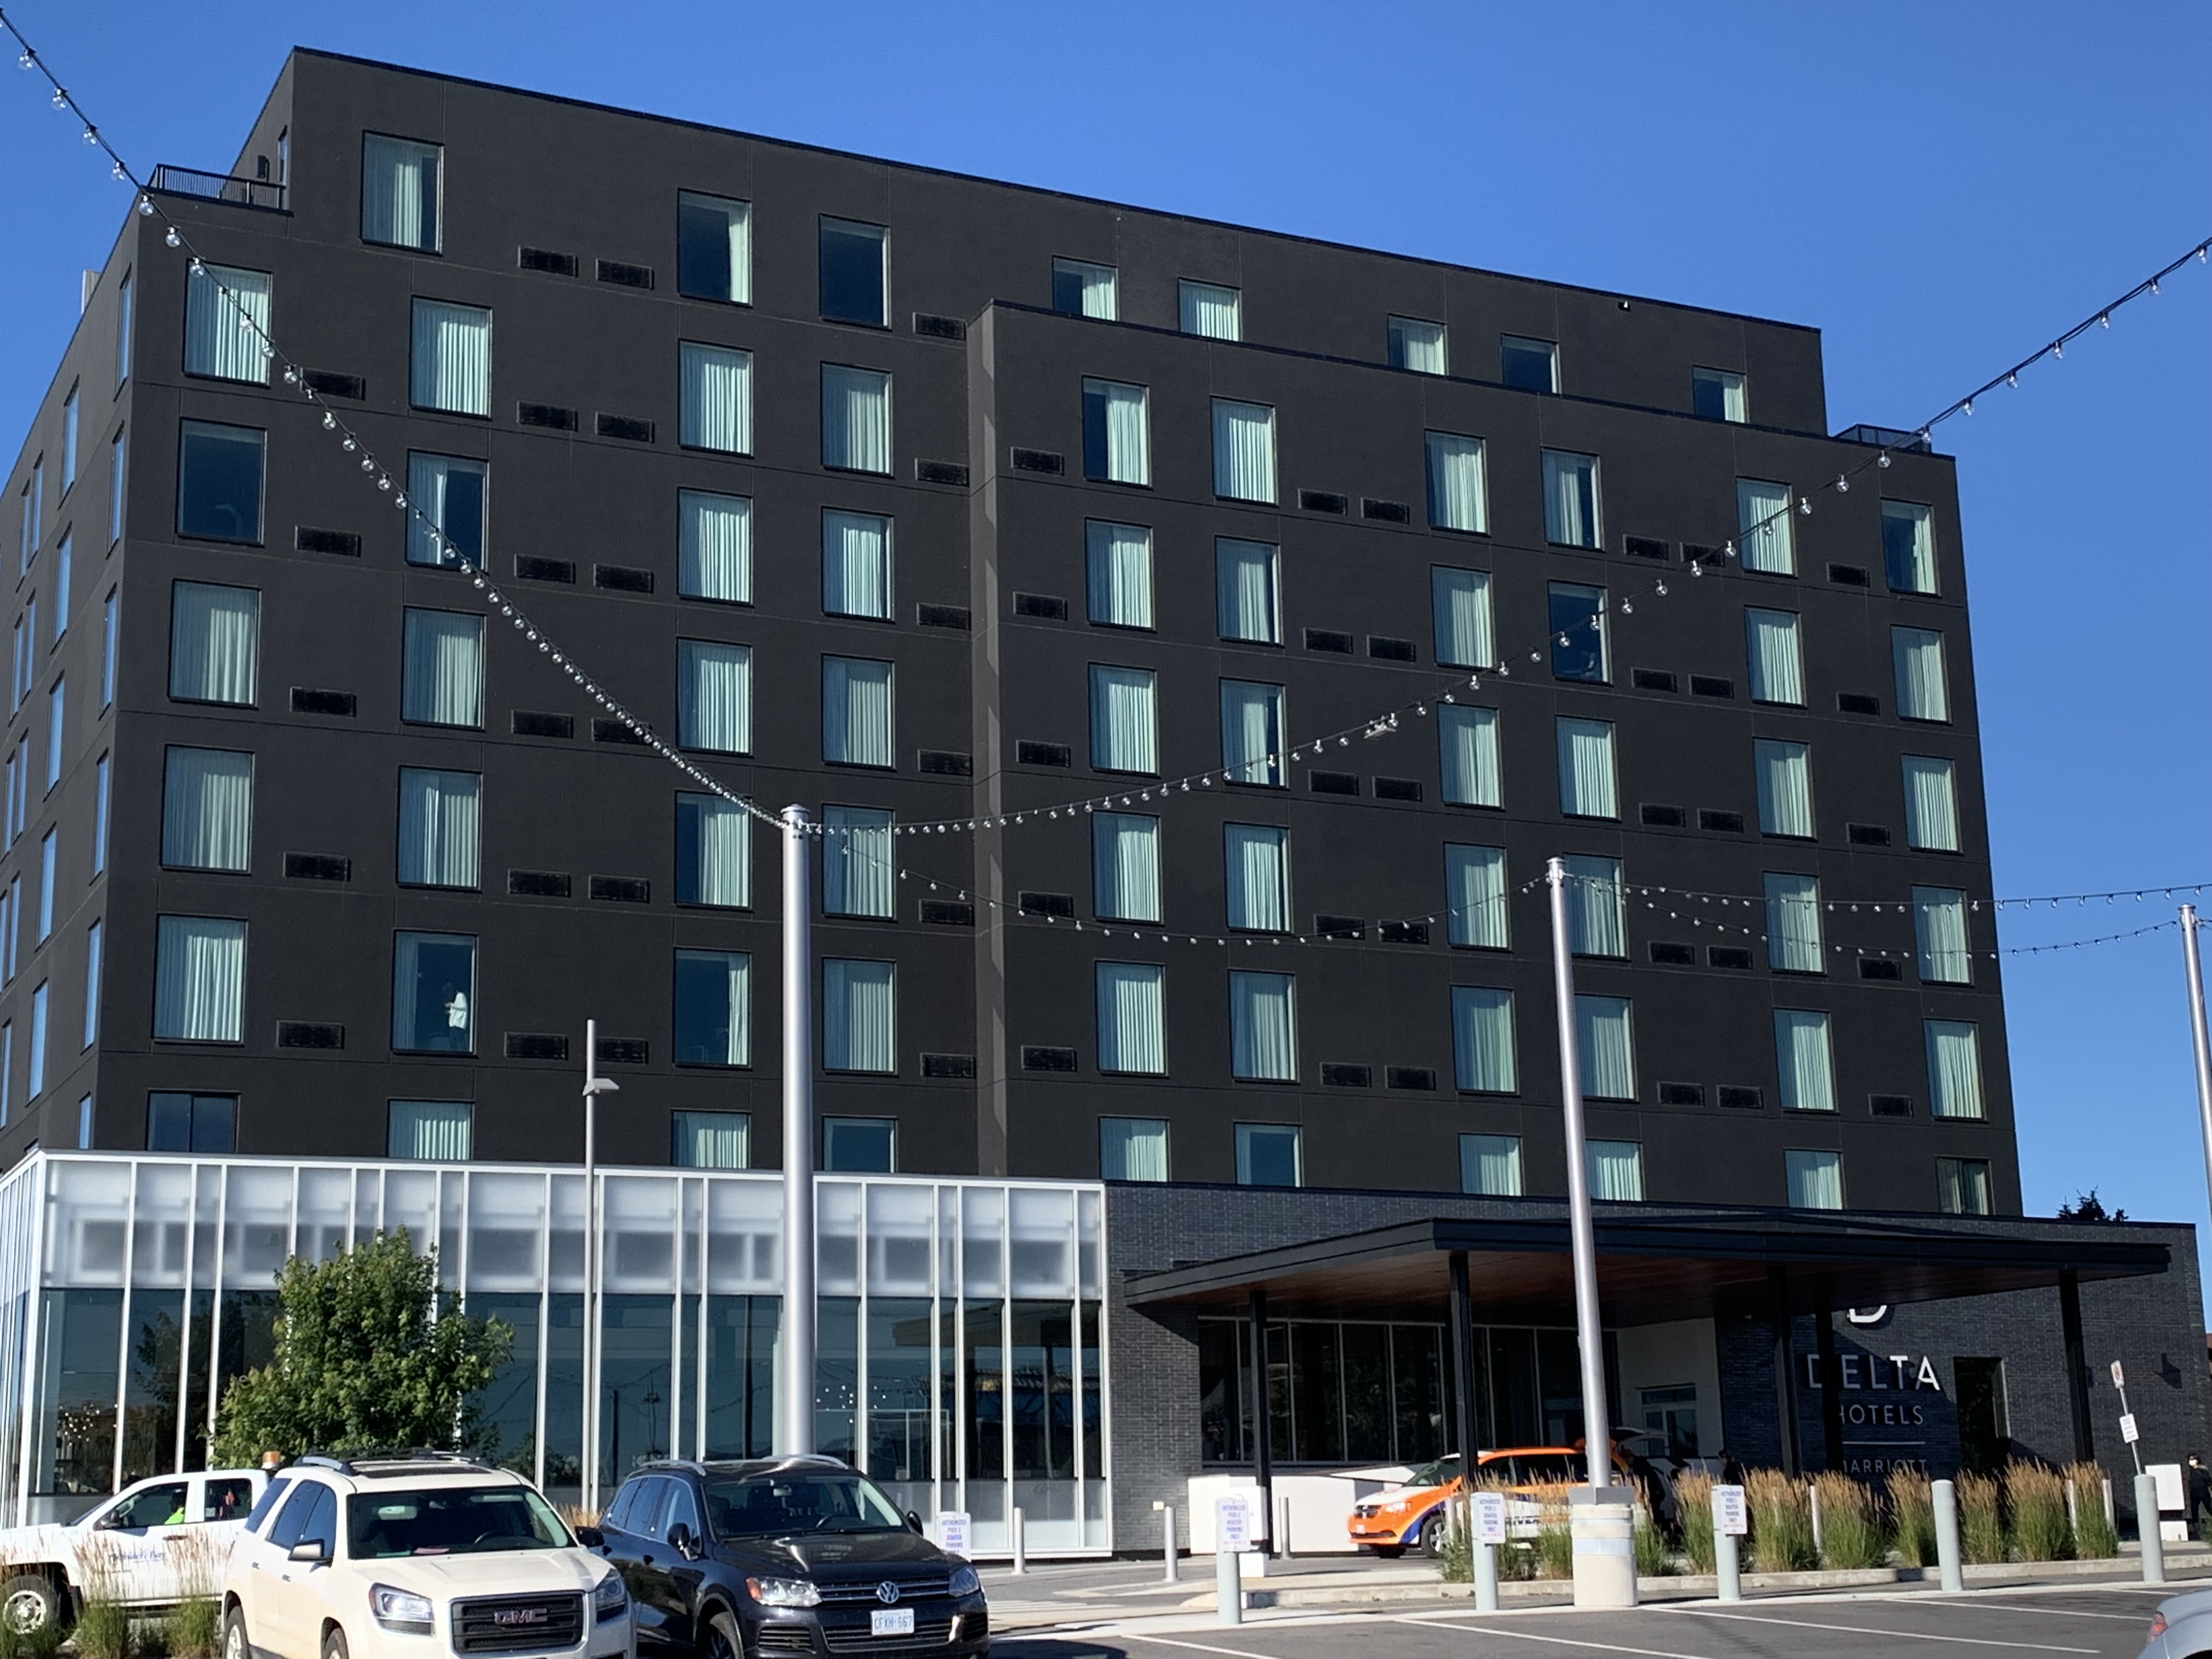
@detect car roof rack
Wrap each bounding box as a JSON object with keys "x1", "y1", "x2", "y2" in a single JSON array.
[{"x1": 292, "y1": 1449, "x2": 502, "y2": 1476}]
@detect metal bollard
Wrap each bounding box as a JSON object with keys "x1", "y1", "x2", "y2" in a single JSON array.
[
  {"x1": 1932, "y1": 1479, "x2": 1963, "y2": 1592},
  {"x1": 1163, "y1": 1503, "x2": 1178, "y2": 1583},
  {"x1": 1276, "y1": 1493, "x2": 1293, "y2": 1563},
  {"x1": 1716, "y1": 1528, "x2": 1741, "y2": 1602},
  {"x1": 1216, "y1": 1535, "x2": 1243, "y2": 1624},
  {"x1": 2137, "y1": 1472, "x2": 2166, "y2": 1585},
  {"x1": 1809, "y1": 1482, "x2": 1824, "y2": 1558},
  {"x1": 1475, "y1": 1538, "x2": 1499, "y2": 1612},
  {"x1": 1011, "y1": 1506, "x2": 1026, "y2": 1576}
]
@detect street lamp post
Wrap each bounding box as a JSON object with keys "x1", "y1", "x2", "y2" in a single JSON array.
[
  {"x1": 1544, "y1": 858, "x2": 1614, "y2": 1489},
  {"x1": 2183, "y1": 906, "x2": 2212, "y2": 1224},
  {"x1": 580, "y1": 1017, "x2": 619, "y2": 1513},
  {"x1": 780, "y1": 806, "x2": 817, "y2": 1457}
]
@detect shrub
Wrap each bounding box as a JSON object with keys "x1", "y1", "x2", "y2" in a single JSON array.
[
  {"x1": 70, "y1": 1539, "x2": 129, "y2": 1659},
  {"x1": 1813, "y1": 1472, "x2": 1888, "y2": 1569},
  {"x1": 1437, "y1": 1501, "x2": 1470, "y2": 1583},
  {"x1": 1957, "y1": 1471, "x2": 2006, "y2": 1564},
  {"x1": 1634, "y1": 1518, "x2": 1674, "y2": 1577},
  {"x1": 2066, "y1": 1463, "x2": 2118, "y2": 1559},
  {"x1": 1674, "y1": 1469, "x2": 1717, "y2": 1572},
  {"x1": 1887, "y1": 1467, "x2": 1938, "y2": 1566},
  {"x1": 2007, "y1": 1462, "x2": 2072, "y2": 1562},
  {"x1": 162, "y1": 1527, "x2": 224, "y2": 1659},
  {"x1": 1535, "y1": 1522, "x2": 1574, "y2": 1578},
  {"x1": 1746, "y1": 1469, "x2": 1816, "y2": 1572}
]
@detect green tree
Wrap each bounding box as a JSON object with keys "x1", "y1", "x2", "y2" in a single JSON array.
[
  {"x1": 2057, "y1": 1188, "x2": 2128, "y2": 1222},
  {"x1": 211, "y1": 1230, "x2": 512, "y2": 1464}
]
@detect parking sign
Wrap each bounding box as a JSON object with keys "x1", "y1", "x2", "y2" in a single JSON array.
[
  {"x1": 1472, "y1": 1492, "x2": 1508, "y2": 1545},
  {"x1": 1217, "y1": 1494, "x2": 1252, "y2": 1551},
  {"x1": 935, "y1": 1511, "x2": 970, "y2": 1554},
  {"x1": 1713, "y1": 1484, "x2": 1748, "y2": 1537}
]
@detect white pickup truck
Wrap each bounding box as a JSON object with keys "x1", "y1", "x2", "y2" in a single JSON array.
[{"x1": 0, "y1": 1468, "x2": 269, "y2": 1635}]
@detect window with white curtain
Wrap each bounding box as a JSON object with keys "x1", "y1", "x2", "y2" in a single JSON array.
[
  {"x1": 1736, "y1": 478, "x2": 1795, "y2": 575},
  {"x1": 676, "y1": 191, "x2": 752, "y2": 304},
  {"x1": 1754, "y1": 738, "x2": 1814, "y2": 837},
  {"x1": 94, "y1": 754, "x2": 109, "y2": 876},
  {"x1": 1211, "y1": 399, "x2": 1277, "y2": 504},
  {"x1": 1178, "y1": 281, "x2": 1240, "y2": 340},
  {"x1": 1938, "y1": 1156, "x2": 1991, "y2": 1216},
  {"x1": 1774, "y1": 1009, "x2": 1836, "y2": 1110},
  {"x1": 1785, "y1": 1149, "x2": 1843, "y2": 1209},
  {"x1": 1576, "y1": 994, "x2": 1635, "y2": 1100},
  {"x1": 397, "y1": 768, "x2": 481, "y2": 889},
  {"x1": 1235, "y1": 1123, "x2": 1301, "y2": 1188},
  {"x1": 168, "y1": 582, "x2": 259, "y2": 706},
  {"x1": 1587, "y1": 1139, "x2": 1643, "y2": 1201},
  {"x1": 822, "y1": 804, "x2": 894, "y2": 919},
  {"x1": 183, "y1": 264, "x2": 271, "y2": 385},
  {"x1": 1541, "y1": 450, "x2": 1601, "y2": 549},
  {"x1": 1912, "y1": 887, "x2": 1971, "y2": 984},
  {"x1": 153, "y1": 915, "x2": 245, "y2": 1041},
  {"x1": 1902, "y1": 755, "x2": 1960, "y2": 852},
  {"x1": 821, "y1": 510, "x2": 891, "y2": 619},
  {"x1": 44, "y1": 681, "x2": 62, "y2": 790},
  {"x1": 160, "y1": 747, "x2": 252, "y2": 873},
  {"x1": 1882, "y1": 500, "x2": 1937, "y2": 594},
  {"x1": 81, "y1": 921, "x2": 99, "y2": 1049},
  {"x1": 393, "y1": 932, "x2": 475, "y2": 1053},
  {"x1": 822, "y1": 1118, "x2": 896, "y2": 1173},
  {"x1": 409, "y1": 299, "x2": 490, "y2": 416},
  {"x1": 175, "y1": 421, "x2": 264, "y2": 543},
  {"x1": 103, "y1": 590, "x2": 121, "y2": 701},
  {"x1": 1926, "y1": 1019, "x2": 1984, "y2": 1119},
  {"x1": 1092, "y1": 812, "x2": 1161, "y2": 924},
  {"x1": 1432, "y1": 568, "x2": 1494, "y2": 668},
  {"x1": 679, "y1": 490, "x2": 752, "y2": 603},
  {"x1": 389, "y1": 1102, "x2": 471, "y2": 1161},
  {"x1": 401, "y1": 609, "x2": 485, "y2": 728},
  {"x1": 1096, "y1": 962, "x2": 1166, "y2": 1075},
  {"x1": 1501, "y1": 335, "x2": 1559, "y2": 392},
  {"x1": 1445, "y1": 844, "x2": 1508, "y2": 949},
  {"x1": 679, "y1": 341, "x2": 753, "y2": 455},
  {"x1": 1086, "y1": 521, "x2": 1154, "y2": 629},
  {"x1": 1460, "y1": 1134, "x2": 1523, "y2": 1196},
  {"x1": 1764, "y1": 872, "x2": 1824, "y2": 972},
  {"x1": 1556, "y1": 718, "x2": 1617, "y2": 819},
  {"x1": 1215, "y1": 539, "x2": 1279, "y2": 644},
  {"x1": 1440, "y1": 704, "x2": 1502, "y2": 807},
  {"x1": 1081, "y1": 379, "x2": 1150, "y2": 486},
  {"x1": 1451, "y1": 986, "x2": 1516, "y2": 1092},
  {"x1": 1100, "y1": 1117, "x2": 1169, "y2": 1181},
  {"x1": 1088, "y1": 665, "x2": 1156, "y2": 774},
  {"x1": 822, "y1": 958, "x2": 896, "y2": 1073},
  {"x1": 1549, "y1": 583, "x2": 1609, "y2": 682},
  {"x1": 821, "y1": 365, "x2": 891, "y2": 473},
  {"x1": 1387, "y1": 317, "x2": 1447, "y2": 374},
  {"x1": 673, "y1": 1110, "x2": 751, "y2": 1169},
  {"x1": 1220, "y1": 680, "x2": 1285, "y2": 787},
  {"x1": 1051, "y1": 257, "x2": 1118, "y2": 319},
  {"x1": 1691, "y1": 366, "x2": 1746, "y2": 422},
  {"x1": 35, "y1": 832, "x2": 53, "y2": 940},
  {"x1": 1892, "y1": 627, "x2": 1950, "y2": 721},
  {"x1": 676, "y1": 639, "x2": 754, "y2": 754},
  {"x1": 108, "y1": 428, "x2": 125, "y2": 544},
  {"x1": 26, "y1": 985, "x2": 43, "y2": 1097},
  {"x1": 822, "y1": 656, "x2": 894, "y2": 768},
  {"x1": 404, "y1": 453, "x2": 487, "y2": 569},
  {"x1": 52, "y1": 534, "x2": 69, "y2": 644},
  {"x1": 1425, "y1": 432, "x2": 1487, "y2": 533},
  {"x1": 1224, "y1": 824, "x2": 1289, "y2": 932},
  {"x1": 1229, "y1": 970, "x2": 1296, "y2": 1081},
  {"x1": 116, "y1": 270, "x2": 131, "y2": 387},
  {"x1": 1745, "y1": 608, "x2": 1804, "y2": 704},
  {"x1": 361, "y1": 134, "x2": 441, "y2": 251},
  {"x1": 61, "y1": 387, "x2": 76, "y2": 493},
  {"x1": 674, "y1": 950, "x2": 751, "y2": 1066},
  {"x1": 675, "y1": 792, "x2": 751, "y2": 908},
  {"x1": 1564, "y1": 854, "x2": 1626, "y2": 957}
]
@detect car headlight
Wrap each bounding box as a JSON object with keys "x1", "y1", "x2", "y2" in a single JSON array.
[
  {"x1": 746, "y1": 1576, "x2": 821, "y2": 1609},
  {"x1": 594, "y1": 1573, "x2": 628, "y2": 1621},
  {"x1": 947, "y1": 1566, "x2": 980, "y2": 1598},
  {"x1": 369, "y1": 1584, "x2": 435, "y2": 1633}
]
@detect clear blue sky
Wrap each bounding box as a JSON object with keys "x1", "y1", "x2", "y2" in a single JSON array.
[{"x1": 2, "y1": 2, "x2": 2207, "y2": 1231}]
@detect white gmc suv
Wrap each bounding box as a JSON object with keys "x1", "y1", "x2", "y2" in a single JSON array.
[{"x1": 222, "y1": 1455, "x2": 632, "y2": 1659}]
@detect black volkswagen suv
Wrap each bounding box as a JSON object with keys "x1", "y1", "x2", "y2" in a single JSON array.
[{"x1": 580, "y1": 1458, "x2": 988, "y2": 1658}]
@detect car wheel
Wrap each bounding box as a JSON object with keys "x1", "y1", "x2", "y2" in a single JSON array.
[
  {"x1": 223, "y1": 1605, "x2": 250, "y2": 1659},
  {"x1": 322, "y1": 1623, "x2": 350, "y2": 1659},
  {"x1": 0, "y1": 1576, "x2": 59, "y2": 1638},
  {"x1": 703, "y1": 1607, "x2": 742, "y2": 1659},
  {"x1": 1420, "y1": 1514, "x2": 1447, "y2": 1558}
]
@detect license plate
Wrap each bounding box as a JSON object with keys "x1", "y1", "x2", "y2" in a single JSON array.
[{"x1": 870, "y1": 1609, "x2": 916, "y2": 1637}]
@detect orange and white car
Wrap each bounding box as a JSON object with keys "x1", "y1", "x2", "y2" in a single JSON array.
[{"x1": 1346, "y1": 1447, "x2": 1624, "y2": 1556}]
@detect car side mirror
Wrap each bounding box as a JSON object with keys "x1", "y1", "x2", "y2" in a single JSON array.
[
  {"x1": 574, "y1": 1526, "x2": 605, "y2": 1550},
  {"x1": 288, "y1": 1538, "x2": 330, "y2": 1565},
  {"x1": 905, "y1": 1511, "x2": 924, "y2": 1536},
  {"x1": 668, "y1": 1522, "x2": 699, "y2": 1560}
]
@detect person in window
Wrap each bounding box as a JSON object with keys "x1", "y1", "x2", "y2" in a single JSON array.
[{"x1": 443, "y1": 984, "x2": 468, "y2": 1032}]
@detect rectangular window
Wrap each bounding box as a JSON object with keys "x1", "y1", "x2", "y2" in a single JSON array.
[
  {"x1": 9, "y1": 617, "x2": 21, "y2": 711},
  {"x1": 184, "y1": 265, "x2": 272, "y2": 384},
  {"x1": 1912, "y1": 887, "x2": 1971, "y2": 984},
  {"x1": 676, "y1": 191, "x2": 752, "y2": 304},
  {"x1": 168, "y1": 581, "x2": 259, "y2": 706},
  {"x1": 674, "y1": 950, "x2": 751, "y2": 1066},
  {"x1": 1235, "y1": 1122, "x2": 1301, "y2": 1188},
  {"x1": 44, "y1": 680, "x2": 63, "y2": 789},
  {"x1": 160, "y1": 747, "x2": 252, "y2": 872},
  {"x1": 400, "y1": 609, "x2": 486, "y2": 727},
  {"x1": 1444, "y1": 845, "x2": 1508, "y2": 949},
  {"x1": 818, "y1": 217, "x2": 887, "y2": 325},
  {"x1": 1903, "y1": 755, "x2": 1961, "y2": 852},
  {"x1": 1754, "y1": 738, "x2": 1814, "y2": 837},
  {"x1": 108, "y1": 428, "x2": 125, "y2": 543},
  {"x1": 1736, "y1": 478, "x2": 1795, "y2": 575},
  {"x1": 361, "y1": 134, "x2": 441, "y2": 251},
  {"x1": 1556, "y1": 718, "x2": 1617, "y2": 819},
  {"x1": 1563, "y1": 854, "x2": 1624, "y2": 957},
  {"x1": 679, "y1": 490, "x2": 753, "y2": 604},
  {"x1": 1387, "y1": 317, "x2": 1447, "y2": 374},
  {"x1": 680, "y1": 342, "x2": 754, "y2": 454},
  {"x1": 1576, "y1": 995, "x2": 1635, "y2": 1101},
  {"x1": 1214, "y1": 539, "x2": 1279, "y2": 644},
  {"x1": 822, "y1": 1118, "x2": 895, "y2": 1173},
  {"x1": 36, "y1": 830, "x2": 54, "y2": 939},
  {"x1": 81, "y1": 921, "x2": 99, "y2": 1048},
  {"x1": 52, "y1": 533, "x2": 69, "y2": 642},
  {"x1": 1451, "y1": 986, "x2": 1516, "y2": 1092},
  {"x1": 1500, "y1": 335, "x2": 1559, "y2": 393},
  {"x1": 404, "y1": 453, "x2": 487, "y2": 569},
  {"x1": 1081, "y1": 379, "x2": 1150, "y2": 486},
  {"x1": 388, "y1": 1102, "x2": 472, "y2": 1161},
  {"x1": 1086, "y1": 521, "x2": 1154, "y2": 629},
  {"x1": 1425, "y1": 432, "x2": 1487, "y2": 533},
  {"x1": 1691, "y1": 366, "x2": 1747, "y2": 422},
  {"x1": 1052, "y1": 257, "x2": 1117, "y2": 319},
  {"x1": 93, "y1": 755, "x2": 108, "y2": 875},
  {"x1": 1089, "y1": 665, "x2": 1157, "y2": 774},
  {"x1": 1432, "y1": 568, "x2": 1494, "y2": 669},
  {"x1": 677, "y1": 639, "x2": 753, "y2": 753},
  {"x1": 1927, "y1": 1021, "x2": 1985, "y2": 1119},
  {"x1": 392, "y1": 930, "x2": 476, "y2": 1053},
  {"x1": 1092, "y1": 812, "x2": 1161, "y2": 923},
  {"x1": 1938, "y1": 1156, "x2": 1992, "y2": 1216},
  {"x1": 1224, "y1": 824, "x2": 1289, "y2": 932},
  {"x1": 1178, "y1": 281, "x2": 1240, "y2": 341},
  {"x1": 822, "y1": 656, "x2": 894, "y2": 768},
  {"x1": 1220, "y1": 680, "x2": 1285, "y2": 787},
  {"x1": 673, "y1": 1110, "x2": 751, "y2": 1169},
  {"x1": 1229, "y1": 970, "x2": 1296, "y2": 1081},
  {"x1": 1211, "y1": 399, "x2": 1277, "y2": 504},
  {"x1": 1440, "y1": 705, "x2": 1502, "y2": 807},
  {"x1": 115, "y1": 270, "x2": 131, "y2": 386},
  {"x1": 1882, "y1": 501, "x2": 1937, "y2": 594},
  {"x1": 1541, "y1": 450, "x2": 1600, "y2": 548},
  {"x1": 675, "y1": 792, "x2": 751, "y2": 907},
  {"x1": 60, "y1": 386, "x2": 78, "y2": 490},
  {"x1": 1096, "y1": 962, "x2": 1166, "y2": 1075},
  {"x1": 821, "y1": 510, "x2": 891, "y2": 619},
  {"x1": 146, "y1": 1092, "x2": 236, "y2": 1154},
  {"x1": 1785, "y1": 1149, "x2": 1843, "y2": 1209},
  {"x1": 1101, "y1": 1117, "x2": 1169, "y2": 1181},
  {"x1": 1774, "y1": 1009, "x2": 1836, "y2": 1110},
  {"x1": 26, "y1": 984, "x2": 47, "y2": 1096},
  {"x1": 18, "y1": 471, "x2": 33, "y2": 570},
  {"x1": 0, "y1": 1023, "x2": 10, "y2": 1121},
  {"x1": 1893, "y1": 627, "x2": 1950, "y2": 721},
  {"x1": 154, "y1": 916, "x2": 246, "y2": 1042},
  {"x1": 1745, "y1": 608, "x2": 1804, "y2": 704},
  {"x1": 1764, "y1": 873, "x2": 1823, "y2": 972},
  {"x1": 397, "y1": 768, "x2": 481, "y2": 889},
  {"x1": 408, "y1": 299, "x2": 490, "y2": 416},
  {"x1": 821, "y1": 364, "x2": 891, "y2": 473},
  {"x1": 1587, "y1": 1139, "x2": 1643, "y2": 1200},
  {"x1": 1461, "y1": 1133, "x2": 1523, "y2": 1197},
  {"x1": 822, "y1": 959, "x2": 895, "y2": 1073},
  {"x1": 1548, "y1": 583, "x2": 1609, "y2": 682},
  {"x1": 4, "y1": 876, "x2": 15, "y2": 980},
  {"x1": 175, "y1": 420, "x2": 263, "y2": 543},
  {"x1": 822, "y1": 805, "x2": 894, "y2": 919}
]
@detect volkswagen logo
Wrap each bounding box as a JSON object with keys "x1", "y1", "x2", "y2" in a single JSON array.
[{"x1": 875, "y1": 1582, "x2": 901, "y2": 1606}]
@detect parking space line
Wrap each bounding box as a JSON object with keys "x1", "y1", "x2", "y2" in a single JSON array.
[
  {"x1": 1393, "y1": 1616, "x2": 1722, "y2": 1659},
  {"x1": 1654, "y1": 1606, "x2": 2097, "y2": 1651},
  {"x1": 1870, "y1": 1597, "x2": 2147, "y2": 1621},
  {"x1": 1120, "y1": 1635, "x2": 1291, "y2": 1658}
]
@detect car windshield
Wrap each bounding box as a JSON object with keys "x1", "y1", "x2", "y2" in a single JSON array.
[
  {"x1": 1405, "y1": 1455, "x2": 1463, "y2": 1489},
  {"x1": 347, "y1": 1486, "x2": 574, "y2": 1558},
  {"x1": 703, "y1": 1471, "x2": 908, "y2": 1538}
]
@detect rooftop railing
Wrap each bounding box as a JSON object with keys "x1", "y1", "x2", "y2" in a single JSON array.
[{"x1": 148, "y1": 164, "x2": 287, "y2": 212}]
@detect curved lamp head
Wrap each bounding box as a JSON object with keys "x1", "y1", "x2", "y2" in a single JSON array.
[{"x1": 583, "y1": 1077, "x2": 621, "y2": 1096}]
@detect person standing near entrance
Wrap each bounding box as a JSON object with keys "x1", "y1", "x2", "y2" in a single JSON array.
[{"x1": 2187, "y1": 1454, "x2": 2210, "y2": 1532}]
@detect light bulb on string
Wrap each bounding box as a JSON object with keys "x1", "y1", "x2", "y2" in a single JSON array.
[
  {"x1": 163, "y1": 227, "x2": 180, "y2": 248},
  {"x1": 136, "y1": 196, "x2": 152, "y2": 216},
  {"x1": 1797, "y1": 497, "x2": 1812, "y2": 514},
  {"x1": 16, "y1": 50, "x2": 33, "y2": 69},
  {"x1": 321, "y1": 412, "x2": 335, "y2": 430},
  {"x1": 49, "y1": 88, "x2": 65, "y2": 109},
  {"x1": 341, "y1": 436, "x2": 357, "y2": 452},
  {"x1": 81, "y1": 126, "x2": 97, "y2": 145},
  {"x1": 109, "y1": 160, "x2": 125, "y2": 180},
  {"x1": 2098, "y1": 313, "x2": 2111, "y2": 328},
  {"x1": 1877, "y1": 452, "x2": 1892, "y2": 469},
  {"x1": 2050, "y1": 343, "x2": 2062, "y2": 360},
  {"x1": 2006, "y1": 371, "x2": 2018, "y2": 388}
]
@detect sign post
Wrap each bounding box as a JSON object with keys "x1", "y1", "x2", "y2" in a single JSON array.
[
  {"x1": 1215, "y1": 1495, "x2": 1249, "y2": 1625},
  {"x1": 1712, "y1": 1485, "x2": 1746, "y2": 1602},
  {"x1": 2113, "y1": 1361, "x2": 2144, "y2": 1476},
  {"x1": 1472, "y1": 1492, "x2": 1506, "y2": 1612}
]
